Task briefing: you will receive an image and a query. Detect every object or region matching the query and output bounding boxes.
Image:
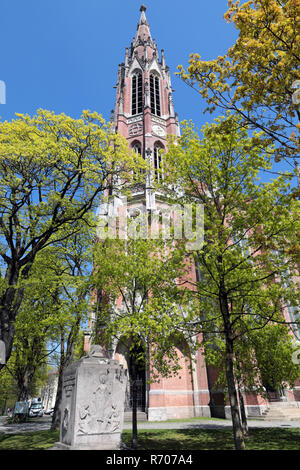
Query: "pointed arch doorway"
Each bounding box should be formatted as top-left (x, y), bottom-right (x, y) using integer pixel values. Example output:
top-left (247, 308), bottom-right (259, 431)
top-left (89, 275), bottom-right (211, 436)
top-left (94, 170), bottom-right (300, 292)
top-left (115, 339), bottom-right (147, 413)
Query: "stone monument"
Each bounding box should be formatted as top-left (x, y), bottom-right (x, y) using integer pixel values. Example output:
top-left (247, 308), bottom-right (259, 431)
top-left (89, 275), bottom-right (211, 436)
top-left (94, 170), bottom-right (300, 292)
top-left (54, 345), bottom-right (127, 450)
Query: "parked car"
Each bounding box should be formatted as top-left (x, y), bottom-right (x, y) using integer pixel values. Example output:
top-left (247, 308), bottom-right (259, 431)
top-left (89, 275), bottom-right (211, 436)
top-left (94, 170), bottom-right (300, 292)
top-left (44, 407), bottom-right (54, 416)
top-left (29, 402), bottom-right (43, 418)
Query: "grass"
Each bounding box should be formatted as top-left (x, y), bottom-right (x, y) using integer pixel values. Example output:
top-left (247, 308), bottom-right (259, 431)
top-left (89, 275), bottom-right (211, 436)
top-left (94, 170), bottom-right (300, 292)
top-left (0, 429), bottom-right (59, 450)
top-left (0, 427), bottom-right (300, 450)
top-left (122, 428), bottom-right (300, 450)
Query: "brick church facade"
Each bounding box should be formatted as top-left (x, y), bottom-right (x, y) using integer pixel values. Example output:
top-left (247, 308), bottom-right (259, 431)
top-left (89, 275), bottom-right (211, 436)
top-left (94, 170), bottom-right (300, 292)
top-left (85, 5), bottom-right (300, 421)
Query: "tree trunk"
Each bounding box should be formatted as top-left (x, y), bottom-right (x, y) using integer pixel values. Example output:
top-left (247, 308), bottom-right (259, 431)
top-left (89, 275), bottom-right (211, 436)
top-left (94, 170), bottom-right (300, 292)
top-left (51, 325), bottom-right (79, 431)
top-left (51, 367), bottom-right (63, 431)
top-left (1, 399), bottom-right (7, 416)
top-left (219, 284), bottom-right (245, 450)
top-left (0, 307), bottom-right (16, 373)
top-left (17, 370), bottom-right (30, 402)
top-left (0, 256), bottom-right (37, 372)
top-left (0, 273), bottom-right (26, 372)
top-left (237, 372), bottom-right (248, 436)
top-left (225, 336), bottom-right (245, 450)
top-left (51, 331), bottom-right (66, 431)
top-left (238, 385), bottom-right (248, 436)
top-left (15, 350), bottom-right (39, 403)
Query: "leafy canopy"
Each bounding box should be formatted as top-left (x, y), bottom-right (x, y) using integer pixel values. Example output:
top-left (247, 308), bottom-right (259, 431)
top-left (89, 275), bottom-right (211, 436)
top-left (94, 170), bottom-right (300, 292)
top-left (178, 0), bottom-right (300, 165)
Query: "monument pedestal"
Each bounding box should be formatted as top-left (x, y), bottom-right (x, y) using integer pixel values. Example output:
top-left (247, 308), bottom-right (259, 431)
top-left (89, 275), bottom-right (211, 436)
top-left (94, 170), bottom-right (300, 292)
top-left (53, 345), bottom-right (127, 450)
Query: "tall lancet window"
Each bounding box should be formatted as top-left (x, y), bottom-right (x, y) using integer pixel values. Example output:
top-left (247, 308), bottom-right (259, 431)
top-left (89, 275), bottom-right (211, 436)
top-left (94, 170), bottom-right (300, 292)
top-left (150, 74), bottom-right (161, 117)
top-left (132, 72), bottom-right (143, 115)
top-left (154, 143), bottom-right (164, 181)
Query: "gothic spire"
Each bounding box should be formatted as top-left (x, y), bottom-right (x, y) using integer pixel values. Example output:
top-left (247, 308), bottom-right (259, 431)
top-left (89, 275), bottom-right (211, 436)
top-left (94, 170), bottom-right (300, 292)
top-left (132, 5), bottom-right (153, 53)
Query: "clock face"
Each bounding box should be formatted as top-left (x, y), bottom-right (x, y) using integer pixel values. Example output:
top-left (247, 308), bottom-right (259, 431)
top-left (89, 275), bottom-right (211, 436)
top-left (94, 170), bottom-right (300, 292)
top-left (152, 124), bottom-right (166, 137)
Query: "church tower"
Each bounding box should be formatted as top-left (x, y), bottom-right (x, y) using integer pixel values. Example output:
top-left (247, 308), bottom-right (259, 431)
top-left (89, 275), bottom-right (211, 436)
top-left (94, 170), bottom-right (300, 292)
top-left (85, 6), bottom-right (300, 422)
top-left (106, 5), bottom-right (213, 422)
top-left (113, 4), bottom-right (180, 210)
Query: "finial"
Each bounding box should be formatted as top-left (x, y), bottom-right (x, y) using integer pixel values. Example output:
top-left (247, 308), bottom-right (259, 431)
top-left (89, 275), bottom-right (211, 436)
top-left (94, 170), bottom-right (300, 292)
top-left (161, 49), bottom-right (165, 67)
top-left (137, 4), bottom-right (149, 28)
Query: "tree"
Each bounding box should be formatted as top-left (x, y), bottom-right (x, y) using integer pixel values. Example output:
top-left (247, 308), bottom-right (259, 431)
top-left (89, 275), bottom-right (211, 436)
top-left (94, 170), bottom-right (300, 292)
top-left (49, 220), bottom-right (95, 430)
top-left (13, 309), bottom-right (52, 402)
top-left (0, 356), bottom-right (18, 414)
top-left (0, 109), bottom-right (141, 370)
top-left (178, 0), bottom-right (300, 168)
top-left (91, 234), bottom-right (189, 449)
top-left (246, 323), bottom-right (300, 397)
top-left (0, 216), bottom-right (94, 419)
top-left (204, 322), bottom-right (300, 436)
top-left (163, 113), bottom-right (300, 450)
top-left (11, 248), bottom-right (62, 402)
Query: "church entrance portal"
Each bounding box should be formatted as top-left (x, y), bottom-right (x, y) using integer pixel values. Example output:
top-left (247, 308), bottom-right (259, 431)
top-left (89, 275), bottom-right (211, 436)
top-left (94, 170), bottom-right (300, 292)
top-left (115, 341), bottom-right (146, 413)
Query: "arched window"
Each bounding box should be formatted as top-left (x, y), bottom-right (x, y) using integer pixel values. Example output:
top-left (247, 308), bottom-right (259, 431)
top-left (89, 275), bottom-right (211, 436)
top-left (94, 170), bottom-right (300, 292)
top-left (132, 141), bottom-right (142, 156)
top-left (150, 74), bottom-right (161, 116)
top-left (154, 143), bottom-right (164, 181)
top-left (132, 141), bottom-right (145, 177)
top-left (132, 72), bottom-right (143, 115)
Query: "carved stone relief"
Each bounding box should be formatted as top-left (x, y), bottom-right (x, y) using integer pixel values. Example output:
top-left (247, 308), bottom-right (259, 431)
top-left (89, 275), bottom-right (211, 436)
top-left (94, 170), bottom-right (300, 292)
top-left (128, 122), bottom-right (143, 136)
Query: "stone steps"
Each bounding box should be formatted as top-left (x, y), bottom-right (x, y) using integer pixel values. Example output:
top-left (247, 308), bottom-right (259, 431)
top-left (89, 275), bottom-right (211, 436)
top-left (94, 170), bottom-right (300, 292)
top-left (251, 405), bottom-right (300, 421)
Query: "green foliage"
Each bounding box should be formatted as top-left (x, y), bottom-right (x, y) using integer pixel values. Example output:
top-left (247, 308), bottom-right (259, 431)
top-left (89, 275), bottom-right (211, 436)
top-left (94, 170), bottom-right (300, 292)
top-left (204, 323), bottom-right (300, 396)
top-left (0, 109), bottom-right (145, 368)
top-left (163, 113), bottom-right (300, 449)
top-left (250, 324), bottom-right (300, 392)
top-left (0, 429), bottom-right (59, 450)
top-left (178, 0), bottom-right (300, 165)
top-left (0, 361), bottom-right (18, 413)
top-left (4, 212), bottom-right (96, 400)
top-left (164, 115), bottom-right (299, 340)
top-left (121, 427), bottom-right (300, 451)
top-left (91, 235), bottom-right (190, 380)
top-left (0, 109), bottom-right (136, 270)
top-left (0, 426), bottom-right (299, 450)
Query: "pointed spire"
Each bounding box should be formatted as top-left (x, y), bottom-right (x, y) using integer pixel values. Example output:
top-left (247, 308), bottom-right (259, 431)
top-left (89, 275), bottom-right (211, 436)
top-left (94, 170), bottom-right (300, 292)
top-left (134, 5), bottom-right (152, 46)
top-left (128, 6), bottom-right (159, 64)
top-left (139, 5), bottom-right (148, 25)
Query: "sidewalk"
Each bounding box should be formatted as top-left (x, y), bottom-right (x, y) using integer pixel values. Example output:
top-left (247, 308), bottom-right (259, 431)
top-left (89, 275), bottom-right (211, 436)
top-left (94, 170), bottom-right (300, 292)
top-left (123, 417), bottom-right (300, 430)
top-left (1, 415), bottom-right (300, 435)
top-left (0, 415), bottom-right (52, 435)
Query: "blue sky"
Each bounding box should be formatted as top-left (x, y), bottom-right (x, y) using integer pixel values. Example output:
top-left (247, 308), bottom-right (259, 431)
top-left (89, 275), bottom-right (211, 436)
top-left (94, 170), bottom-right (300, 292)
top-left (0, 0), bottom-right (238, 126)
top-left (0, 0), bottom-right (295, 179)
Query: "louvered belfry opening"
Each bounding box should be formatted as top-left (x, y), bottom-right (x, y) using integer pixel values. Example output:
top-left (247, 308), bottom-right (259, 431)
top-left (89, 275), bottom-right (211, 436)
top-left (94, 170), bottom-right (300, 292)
top-left (150, 74), bottom-right (161, 117)
top-left (132, 72), bottom-right (143, 115)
